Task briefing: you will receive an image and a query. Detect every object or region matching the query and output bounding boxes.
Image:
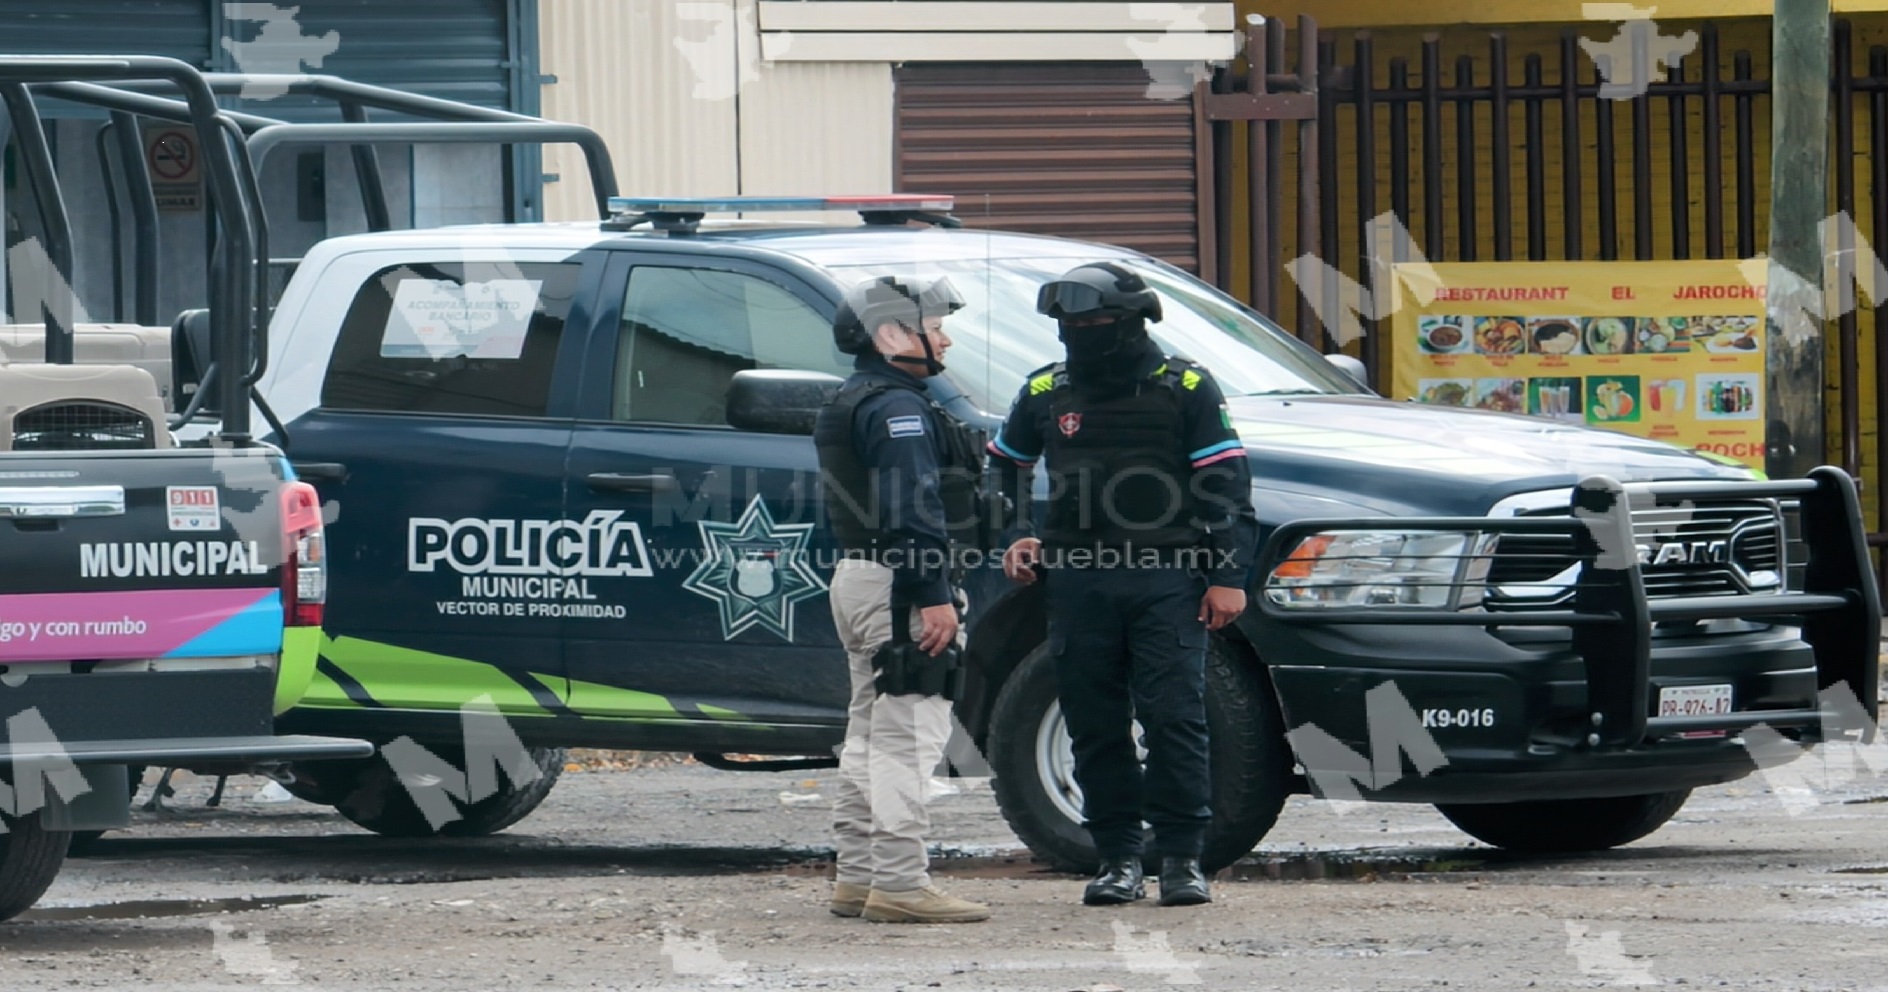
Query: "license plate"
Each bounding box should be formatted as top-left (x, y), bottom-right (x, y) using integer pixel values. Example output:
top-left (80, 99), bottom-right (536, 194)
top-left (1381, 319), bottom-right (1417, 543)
top-left (1658, 684), bottom-right (1733, 718)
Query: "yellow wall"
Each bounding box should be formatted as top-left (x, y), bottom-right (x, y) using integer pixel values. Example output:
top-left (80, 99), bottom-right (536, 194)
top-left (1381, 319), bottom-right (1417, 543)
top-left (1284, 1), bottom-right (1888, 28)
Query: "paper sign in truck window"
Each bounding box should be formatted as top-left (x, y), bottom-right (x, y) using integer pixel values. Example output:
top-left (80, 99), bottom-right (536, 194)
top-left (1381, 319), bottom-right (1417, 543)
top-left (381, 278), bottom-right (543, 360)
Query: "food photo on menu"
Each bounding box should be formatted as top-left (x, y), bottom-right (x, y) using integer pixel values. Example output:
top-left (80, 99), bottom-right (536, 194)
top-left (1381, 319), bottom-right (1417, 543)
top-left (1582, 316), bottom-right (1635, 355)
top-left (1474, 377), bottom-right (1526, 413)
top-left (1528, 376), bottom-right (1583, 422)
top-left (1586, 376), bottom-right (1642, 425)
top-left (1418, 315), bottom-right (1471, 354)
top-left (1526, 317), bottom-right (1582, 355)
top-left (1417, 377), bottom-right (1473, 407)
top-left (1636, 316), bottom-right (1692, 353)
top-left (1697, 372), bottom-right (1761, 418)
top-left (1473, 316), bottom-right (1527, 355)
top-left (1691, 315), bottom-right (1762, 353)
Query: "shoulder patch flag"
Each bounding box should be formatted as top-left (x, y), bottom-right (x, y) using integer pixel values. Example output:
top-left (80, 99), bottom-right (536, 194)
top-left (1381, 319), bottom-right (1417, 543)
top-left (887, 415), bottom-right (926, 438)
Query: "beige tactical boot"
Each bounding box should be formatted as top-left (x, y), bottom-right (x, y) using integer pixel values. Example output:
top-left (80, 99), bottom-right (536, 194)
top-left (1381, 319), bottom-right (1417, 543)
top-left (830, 881), bottom-right (870, 918)
top-left (861, 885), bottom-right (991, 923)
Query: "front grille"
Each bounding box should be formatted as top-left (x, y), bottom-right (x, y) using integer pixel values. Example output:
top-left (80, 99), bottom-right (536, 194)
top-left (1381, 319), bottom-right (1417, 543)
top-left (1486, 497), bottom-right (1787, 602)
top-left (12, 401), bottom-right (156, 451)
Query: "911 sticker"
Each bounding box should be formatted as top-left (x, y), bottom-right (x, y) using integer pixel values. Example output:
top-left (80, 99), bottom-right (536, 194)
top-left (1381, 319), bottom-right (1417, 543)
top-left (1421, 707), bottom-right (1498, 729)
top-left (167, 486), bottom-right (220, 531)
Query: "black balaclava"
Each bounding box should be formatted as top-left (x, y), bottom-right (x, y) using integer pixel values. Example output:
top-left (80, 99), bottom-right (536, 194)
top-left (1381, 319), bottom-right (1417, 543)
top-left (1061, 315), bottom-right (1155, 395)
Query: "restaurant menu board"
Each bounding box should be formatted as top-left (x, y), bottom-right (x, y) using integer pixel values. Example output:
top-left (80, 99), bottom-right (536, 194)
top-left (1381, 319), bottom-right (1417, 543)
top-left (1390, 260), bottom-right (1767, 471)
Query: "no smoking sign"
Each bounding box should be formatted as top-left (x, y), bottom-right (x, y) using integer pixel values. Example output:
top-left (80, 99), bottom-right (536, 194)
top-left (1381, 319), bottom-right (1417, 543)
top-left (142, 125), bottom-right (202, 211)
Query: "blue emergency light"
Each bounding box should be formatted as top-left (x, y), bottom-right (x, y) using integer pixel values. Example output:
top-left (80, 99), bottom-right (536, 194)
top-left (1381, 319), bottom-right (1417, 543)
top-left (602, 194), bottom-right (961, 234)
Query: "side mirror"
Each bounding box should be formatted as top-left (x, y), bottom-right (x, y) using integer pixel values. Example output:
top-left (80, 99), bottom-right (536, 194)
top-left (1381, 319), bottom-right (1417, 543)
top-left (727, 369), bottom-right (845, 435)
top-left (169, 309), bottom-right (218, 415)
top-left (1324, 353), bottom-right (1370, 390)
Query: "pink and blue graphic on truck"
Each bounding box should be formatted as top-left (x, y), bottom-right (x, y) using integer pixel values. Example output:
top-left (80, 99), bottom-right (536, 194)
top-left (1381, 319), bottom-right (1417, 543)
top-left (0, 589), bottom-right (283, 664)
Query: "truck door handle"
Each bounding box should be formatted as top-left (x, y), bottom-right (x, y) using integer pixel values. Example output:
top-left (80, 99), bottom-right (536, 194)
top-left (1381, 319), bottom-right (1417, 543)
top-left (292, 462), bottom-right (348, 482)
top-left (587, 472), bottom-right (678, 494)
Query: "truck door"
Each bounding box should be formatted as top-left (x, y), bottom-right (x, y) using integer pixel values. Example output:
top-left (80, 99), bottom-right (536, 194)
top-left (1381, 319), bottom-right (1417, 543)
top-left (562, 253), bottom-right (852, 737)
top-left (276, 249), bottom-right (604, 721)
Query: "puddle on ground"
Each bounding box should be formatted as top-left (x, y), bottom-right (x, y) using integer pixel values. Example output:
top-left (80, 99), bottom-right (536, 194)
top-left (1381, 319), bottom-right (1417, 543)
top-left (17, 894), bottom-right (326, 922)
top-left (1833, 865), bottom-right (1888, 874)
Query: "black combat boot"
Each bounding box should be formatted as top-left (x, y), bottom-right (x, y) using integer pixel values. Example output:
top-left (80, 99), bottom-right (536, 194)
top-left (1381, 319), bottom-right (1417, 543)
top-left (1082, 857), bottom-right (1146, 905)
top-left (1157, 857), bottom-right (1211, 907)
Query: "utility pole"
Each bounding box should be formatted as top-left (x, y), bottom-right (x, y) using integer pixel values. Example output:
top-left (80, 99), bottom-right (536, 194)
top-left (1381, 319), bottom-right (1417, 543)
top-left (1764, 0), bottom-right (1831, 480)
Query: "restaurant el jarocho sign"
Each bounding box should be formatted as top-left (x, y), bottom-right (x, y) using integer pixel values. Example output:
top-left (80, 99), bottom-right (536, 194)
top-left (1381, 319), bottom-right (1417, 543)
top-left (1391, 260), bottom-right (1767, 472)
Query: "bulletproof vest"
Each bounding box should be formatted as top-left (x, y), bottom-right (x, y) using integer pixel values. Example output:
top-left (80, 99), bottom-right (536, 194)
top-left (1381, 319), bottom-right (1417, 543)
top-left (813, 375), bottom-right (989, 555)
top-left (1037, 360), bottom-right (1202, 550)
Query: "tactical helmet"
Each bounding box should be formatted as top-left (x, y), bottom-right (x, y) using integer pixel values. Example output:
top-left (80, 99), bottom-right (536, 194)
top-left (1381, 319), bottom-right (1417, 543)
top-left (833, 275), bottom-right (966, 355)
top-left (1034, 262), bottom-right (1163, 323)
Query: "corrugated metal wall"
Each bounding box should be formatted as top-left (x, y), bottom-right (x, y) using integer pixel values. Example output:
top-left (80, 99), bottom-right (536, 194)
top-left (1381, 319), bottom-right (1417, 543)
top-left (216, 0), bottom-right (519, 119)
top-left (0, 1), bottom-right (211, 65)
top-left (538, 0), bottom-right (892, 222)
top-left (893, 62), bottom-right (1207, 272)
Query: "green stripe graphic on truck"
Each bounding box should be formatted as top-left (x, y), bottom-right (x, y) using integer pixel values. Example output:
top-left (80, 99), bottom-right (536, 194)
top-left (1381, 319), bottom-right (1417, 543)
top-left (295, 636), bottom-right (743, 722)
top-left (306, 636), bottom-right (560, 714)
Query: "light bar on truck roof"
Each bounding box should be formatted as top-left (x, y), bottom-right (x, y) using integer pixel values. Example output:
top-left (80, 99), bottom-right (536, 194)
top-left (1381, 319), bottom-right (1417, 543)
top-left (606, 194), bottom-right (956, 215)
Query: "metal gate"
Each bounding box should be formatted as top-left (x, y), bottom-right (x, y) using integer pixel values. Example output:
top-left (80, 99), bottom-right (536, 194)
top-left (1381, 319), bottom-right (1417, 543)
top-left (1214, 15), bottom-right (1888, 587)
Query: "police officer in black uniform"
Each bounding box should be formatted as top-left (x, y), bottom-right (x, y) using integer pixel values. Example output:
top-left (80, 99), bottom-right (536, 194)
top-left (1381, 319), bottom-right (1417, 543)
top-left (813, 275), bottom-right (991, 924)
top-left (986, 262), bottom-right (1258, 908)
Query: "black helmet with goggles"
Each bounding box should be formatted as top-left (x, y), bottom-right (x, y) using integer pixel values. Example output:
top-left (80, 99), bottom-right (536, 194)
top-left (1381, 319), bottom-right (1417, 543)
top-left (1035, 262), bottom-right (1162, 324)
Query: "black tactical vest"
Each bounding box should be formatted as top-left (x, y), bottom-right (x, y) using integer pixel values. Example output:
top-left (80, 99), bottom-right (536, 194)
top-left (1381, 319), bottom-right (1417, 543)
top-left (813, 375), bottom-right (988, 555)
top-left (1038, 360), bottom-right (1203, 550)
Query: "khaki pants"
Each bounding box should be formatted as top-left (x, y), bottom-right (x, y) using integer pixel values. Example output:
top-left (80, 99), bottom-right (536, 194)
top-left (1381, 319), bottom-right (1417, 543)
top-left (829, 560), bottom-right (963, 892)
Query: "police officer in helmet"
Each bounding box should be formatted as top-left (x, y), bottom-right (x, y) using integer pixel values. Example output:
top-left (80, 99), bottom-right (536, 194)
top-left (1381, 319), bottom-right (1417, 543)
top-left (987, 261), bottom-right (1258, 907)
top-left (813, 275), bottom-right (991, 924)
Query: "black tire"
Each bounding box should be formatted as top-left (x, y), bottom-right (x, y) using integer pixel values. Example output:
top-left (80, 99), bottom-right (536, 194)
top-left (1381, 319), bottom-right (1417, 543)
top-left (0, 809), bottom-right (70, 921)
top-left (331, 746), bottom-right (566, 838)
top-left (987, 636), bottom-right (1292, 875)
top-left (65, 764), bottom-right (143, 858)
top-left (1436, 789), bottom-right (1692, 852)
top-left (276, 759), bottom-right (365, 807)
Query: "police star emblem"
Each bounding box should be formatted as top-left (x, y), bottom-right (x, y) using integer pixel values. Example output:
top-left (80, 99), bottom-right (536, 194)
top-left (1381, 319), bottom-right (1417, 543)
top-left (681, 495), bottom-right (829, 641)
top-left (1058, 412), bottom-right (1083, 437)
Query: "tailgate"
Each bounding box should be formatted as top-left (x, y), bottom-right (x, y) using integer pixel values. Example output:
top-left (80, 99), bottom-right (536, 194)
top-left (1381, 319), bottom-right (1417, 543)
top-left (0, 447), bottom-right (290, 664)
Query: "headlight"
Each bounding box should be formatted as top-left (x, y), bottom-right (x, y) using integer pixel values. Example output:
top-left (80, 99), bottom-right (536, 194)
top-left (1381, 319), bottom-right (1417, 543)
top-left (1265, 530), bottom-right (1498, 610)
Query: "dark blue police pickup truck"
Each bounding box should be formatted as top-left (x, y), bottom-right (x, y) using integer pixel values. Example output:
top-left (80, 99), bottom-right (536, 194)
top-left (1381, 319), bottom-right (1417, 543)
top-left (191, 195), bottom-right (1876, 872)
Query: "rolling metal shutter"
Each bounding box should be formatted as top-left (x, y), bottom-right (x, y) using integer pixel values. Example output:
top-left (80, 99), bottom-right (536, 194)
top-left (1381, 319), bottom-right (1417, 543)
top-left (221, 0), bottom-right (519, 117)
top-left (0, 1), bottom-right (211, 65)
top-left (894, 62), bottom-right (1208, 273)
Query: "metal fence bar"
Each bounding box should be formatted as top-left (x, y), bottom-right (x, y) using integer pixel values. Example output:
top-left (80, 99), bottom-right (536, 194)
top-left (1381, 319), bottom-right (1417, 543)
top-left (1456, 56), bottom-right (1478, 262)
top-left (1702, 24), bottom-right (1726, 258)
top-left (1355, 33), bottom-right (1381, 378)
top-left (1669, 63), bottom-right (1692, 259)
top-left (1491, 33), bottom-right (1513, 262)
top-left (1837, 20), bottom-right (1863, 480)
top-left (1525, 54), bottom-right (1547, 260)
top-left (1560, 33), bottom-right (1584, 260)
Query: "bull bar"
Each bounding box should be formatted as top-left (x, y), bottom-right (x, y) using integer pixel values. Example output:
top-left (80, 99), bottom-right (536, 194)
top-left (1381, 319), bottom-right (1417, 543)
top-left (1254, 466), bottom-right (1883, 749)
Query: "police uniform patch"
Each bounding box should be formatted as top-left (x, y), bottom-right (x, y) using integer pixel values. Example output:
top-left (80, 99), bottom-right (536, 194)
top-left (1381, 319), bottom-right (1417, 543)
top-left (887, 415), bottom-right (926, 438)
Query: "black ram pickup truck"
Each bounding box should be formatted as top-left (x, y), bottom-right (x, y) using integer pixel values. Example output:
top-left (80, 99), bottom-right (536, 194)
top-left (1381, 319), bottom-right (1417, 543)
top-left (156, 194), bottom-right (1876, 873)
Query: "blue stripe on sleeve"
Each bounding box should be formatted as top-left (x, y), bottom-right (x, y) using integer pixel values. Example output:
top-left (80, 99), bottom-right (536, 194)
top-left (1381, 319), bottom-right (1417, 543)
top-left (992, 435), bottom-right (1035, 463)
top-left (1188, 439), bottom-right (1243, 462)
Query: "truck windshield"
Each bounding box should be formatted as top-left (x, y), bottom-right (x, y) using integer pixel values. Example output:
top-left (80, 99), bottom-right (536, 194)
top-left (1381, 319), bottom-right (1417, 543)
top-left (822, 256), bottom-right (1366, 415)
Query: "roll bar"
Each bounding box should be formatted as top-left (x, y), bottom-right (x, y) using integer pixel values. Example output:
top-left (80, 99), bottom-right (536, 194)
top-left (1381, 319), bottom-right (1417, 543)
top-left (19, 68), bottom-right (622, 444)
top-left (0, 56), bottom-right (256, 442)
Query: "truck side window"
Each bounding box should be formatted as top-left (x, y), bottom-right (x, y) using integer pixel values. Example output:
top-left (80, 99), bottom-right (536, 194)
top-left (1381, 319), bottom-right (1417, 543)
top-left (321, 260), bottom-right (580, 417)
top-left (614, 266), bottom-right (846, 426)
